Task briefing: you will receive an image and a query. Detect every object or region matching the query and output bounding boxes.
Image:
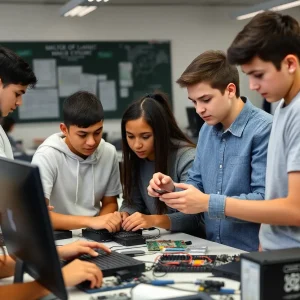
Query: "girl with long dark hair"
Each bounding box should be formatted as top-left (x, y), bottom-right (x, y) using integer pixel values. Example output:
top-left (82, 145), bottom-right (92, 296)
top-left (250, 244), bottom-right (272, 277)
top-left (120, 92), bottom-right (202, 234)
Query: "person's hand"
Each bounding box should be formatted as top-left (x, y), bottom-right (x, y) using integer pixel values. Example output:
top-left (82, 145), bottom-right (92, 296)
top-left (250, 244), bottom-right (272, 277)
top-left (57, 240), bottom-right (111, 261)
top-left (147, 172), bottom-right (175, 197)
top-left (62, 259), bottom-right (103, 288)
top-left (119, 211), bottom-right (130, 222)
top-left (122, 212), bottom-right (155, 231)
top-left (48, 205), bottom-right (54, 211)
top-left (159, 182), bottom-right (209, 214)
top-left (45, 198), bottom-right (54, 211)
top-left (88, 212), bottom-right (122, 232)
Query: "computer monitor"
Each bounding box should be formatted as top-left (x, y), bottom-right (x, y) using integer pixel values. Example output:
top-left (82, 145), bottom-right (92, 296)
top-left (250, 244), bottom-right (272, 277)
top-left (186, 107), bottom-right (204, 137)
top-left (0, 157), bottom-right (68, 300)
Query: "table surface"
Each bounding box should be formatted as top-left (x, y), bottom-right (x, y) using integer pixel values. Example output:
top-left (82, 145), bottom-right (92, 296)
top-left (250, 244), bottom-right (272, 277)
top-left (1, 229), bottom-right (244, 300)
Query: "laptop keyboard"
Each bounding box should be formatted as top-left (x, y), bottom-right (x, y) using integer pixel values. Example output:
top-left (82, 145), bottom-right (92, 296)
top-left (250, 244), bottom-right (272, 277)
top-left (78, 249), bottom-right (145, 277)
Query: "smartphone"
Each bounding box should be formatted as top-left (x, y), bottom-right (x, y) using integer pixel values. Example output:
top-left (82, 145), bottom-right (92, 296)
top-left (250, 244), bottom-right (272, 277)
top-left (153, 188), bottom-right (170, 195)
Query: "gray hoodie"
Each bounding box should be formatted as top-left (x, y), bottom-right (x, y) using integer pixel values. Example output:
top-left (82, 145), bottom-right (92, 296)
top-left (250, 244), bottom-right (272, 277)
top-left (32, 133), bottom-right (122, 216)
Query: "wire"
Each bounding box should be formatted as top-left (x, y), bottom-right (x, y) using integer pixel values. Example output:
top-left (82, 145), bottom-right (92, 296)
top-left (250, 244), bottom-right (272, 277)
top-left (152, 261), bottom-right (168, 278)
top-left (164, 285), bottom-right (199, 293)
top-left (143, 227), bottom-right (161, 240)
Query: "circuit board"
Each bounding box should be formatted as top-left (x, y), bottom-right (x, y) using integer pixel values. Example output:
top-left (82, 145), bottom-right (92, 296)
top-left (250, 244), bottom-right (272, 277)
top-left (77, 275), bottom-right (148, 294)
top-left (146, 240), bottom-right (187, 251)
top-left (154, 254), bottom-right (239, 273)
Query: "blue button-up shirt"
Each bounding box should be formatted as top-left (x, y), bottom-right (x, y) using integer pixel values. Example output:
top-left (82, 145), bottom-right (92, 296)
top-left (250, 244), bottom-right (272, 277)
top-left (186, 98), bottom-right (272, 251)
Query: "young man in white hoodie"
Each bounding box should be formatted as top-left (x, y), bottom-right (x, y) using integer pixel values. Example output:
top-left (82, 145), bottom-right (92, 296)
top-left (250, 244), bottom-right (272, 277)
top-left (0, 46), bottom-right (37, 158)
top-left (32, 91), bottom-right (123, 232)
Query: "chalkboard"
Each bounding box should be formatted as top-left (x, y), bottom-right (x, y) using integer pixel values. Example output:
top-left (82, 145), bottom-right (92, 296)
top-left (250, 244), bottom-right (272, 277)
top-left (0, 41), bottom-right (172, 123)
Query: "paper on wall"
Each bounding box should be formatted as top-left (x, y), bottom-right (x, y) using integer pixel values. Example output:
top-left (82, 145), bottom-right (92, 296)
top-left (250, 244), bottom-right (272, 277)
top-left (19, 88), bottom-right (59, 120)
top-left (98, 80), bottom-right (117, 111)
top-left (33, 59), bottom-right (57, 88)
top-left (98, 74), bottom-right (107, 81)
top-left (119, 62), bottom-right (133, 87)
top-left (120, 88), bottom-right (129, 98)
top-left (80, 73), bottom-right (97, 95)
top-left (58, 66), bottom-right (82, 97)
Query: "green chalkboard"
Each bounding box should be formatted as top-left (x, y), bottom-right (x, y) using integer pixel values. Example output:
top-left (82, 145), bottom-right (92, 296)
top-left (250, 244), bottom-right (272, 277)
top-left (0, 41), bottom-right (172, 123)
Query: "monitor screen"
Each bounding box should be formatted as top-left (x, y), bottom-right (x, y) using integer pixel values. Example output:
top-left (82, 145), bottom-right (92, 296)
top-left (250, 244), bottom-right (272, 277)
top-left (0, 157), bottom-right (67, 300)
top-left (186, 107), bottom-right (204, 137)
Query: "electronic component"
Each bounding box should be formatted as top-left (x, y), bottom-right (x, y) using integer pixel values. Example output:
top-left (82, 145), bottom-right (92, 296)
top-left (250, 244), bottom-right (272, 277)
top-left (146, 240), bottom-right (187, 251)
top-left (113, 230), bottom-right (145, 246)
top-left (119, 250), bottom-right (145, 257)
top-left (82, 228), bottom-right (145, 246)
top-left (82, 228), bottom-right (112, 242)
top-left (53, 230), bottom-right (72, 240)
top-left (158, 294), bottom-right (213, 300)
top-left (78, 273), bottom-right (148, 294)
top-left (90, 292), bottom-right (131, 300)
top-left (211, 261), bottom-right (241, 281)
top-left (187, 246), bottom-right (207, 255)
top-left (241, 248), bottom-right (300, 300)
top-left (154, 254), bottom-right (239, 273)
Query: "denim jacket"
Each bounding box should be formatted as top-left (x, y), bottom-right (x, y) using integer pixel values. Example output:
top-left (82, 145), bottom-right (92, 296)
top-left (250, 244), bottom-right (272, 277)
top-left (186, 97), bottom-right (273, 251)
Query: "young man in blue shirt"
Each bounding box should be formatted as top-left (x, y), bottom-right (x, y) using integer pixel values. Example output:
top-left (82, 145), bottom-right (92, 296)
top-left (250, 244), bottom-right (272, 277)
top-left (148, 50), bottom-right (272, 251)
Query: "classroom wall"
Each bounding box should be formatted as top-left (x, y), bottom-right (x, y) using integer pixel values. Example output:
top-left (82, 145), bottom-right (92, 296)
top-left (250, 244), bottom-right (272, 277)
top-left (0, 4), bottom-right (299, 148)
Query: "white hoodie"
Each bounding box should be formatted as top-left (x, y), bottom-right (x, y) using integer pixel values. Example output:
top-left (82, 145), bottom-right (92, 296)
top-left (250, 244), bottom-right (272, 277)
top-left (0, 125), bottom-right (13, 159)
top-left (32, 133), bottom-right (122, 216)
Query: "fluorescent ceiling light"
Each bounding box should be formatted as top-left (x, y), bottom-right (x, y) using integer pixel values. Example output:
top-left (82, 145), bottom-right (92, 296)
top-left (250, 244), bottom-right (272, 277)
top-left (233, 0), bottom-right (300, 20)
top-left (271, 0), bottom-right (300, 11)
top-left (237, 10), bottom-right (264, 20)
top-left (64, 5), bottom-right (85, 17)
top-left (60, 0), bottom-right (110, 17)
top-left (78, 6), bottom-right (97, 16)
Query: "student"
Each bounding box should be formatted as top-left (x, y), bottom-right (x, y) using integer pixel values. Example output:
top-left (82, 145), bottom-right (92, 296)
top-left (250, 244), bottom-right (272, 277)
top-left (0, 48), bottom-right (105, 297)
top-left (1, 117), bottom-right (18, 151)
top-left (32, 91), bottom-right (122, 232)
top-left (1, 116), bottom-right (31, 162)
top-left (0, 46), bottom-right (37, 159)
top-left (148, 51), bottom-right (273, 251)
top-left (227, 11), bottom-right (300, 251)
top-left (119, 92), bottom-right (203, 236)
top-left (0, 240), bottom-right (108, 299)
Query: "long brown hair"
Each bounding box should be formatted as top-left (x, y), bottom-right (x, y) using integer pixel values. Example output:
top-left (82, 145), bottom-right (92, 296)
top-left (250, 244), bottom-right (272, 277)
top-left (121, 92), bottom-right (195, 214)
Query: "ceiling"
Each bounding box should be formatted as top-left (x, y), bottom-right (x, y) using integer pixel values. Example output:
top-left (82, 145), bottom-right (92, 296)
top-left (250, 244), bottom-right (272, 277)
top-left (0, 0), bottom-right (273, 6)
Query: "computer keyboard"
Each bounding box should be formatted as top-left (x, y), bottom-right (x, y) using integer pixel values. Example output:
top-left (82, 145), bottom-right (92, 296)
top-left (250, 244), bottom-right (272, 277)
top-left (53, 230), bottom-right (72, 240)
top-left (77, 249), bottom-right (145, 277)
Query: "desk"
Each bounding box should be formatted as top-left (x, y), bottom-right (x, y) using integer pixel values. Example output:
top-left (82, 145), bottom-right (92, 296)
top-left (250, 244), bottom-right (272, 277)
top-left (63, 230), bottom-right (243, 300)
top-left (0, 230), bottom-right (243, 300)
